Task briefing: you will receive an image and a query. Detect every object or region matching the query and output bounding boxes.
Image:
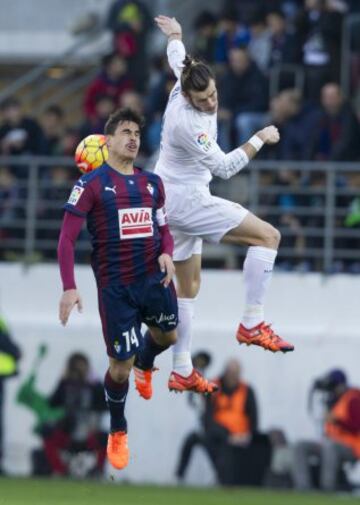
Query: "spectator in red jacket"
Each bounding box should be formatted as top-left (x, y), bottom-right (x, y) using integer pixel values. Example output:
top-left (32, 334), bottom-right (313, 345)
top-left (84, 53), bottom-right (133, 119)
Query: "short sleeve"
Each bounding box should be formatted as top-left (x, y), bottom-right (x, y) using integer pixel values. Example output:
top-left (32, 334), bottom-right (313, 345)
top-left (64, 180), bottom-right (95, 217)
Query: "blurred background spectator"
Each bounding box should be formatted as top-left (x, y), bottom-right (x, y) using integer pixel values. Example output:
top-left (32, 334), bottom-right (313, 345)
top-left (79, 95), bottom-right (116, 139)
top-left (0, 98), bottom-right (44, 179)
top-left (247, 10), bottom-right (272, 73)
top-left (84, 53), bottom-right (133, 120)
top-left (23, 352), bottom-right (108, 478)
top-left (0, 316), bottom-right (21, 475)
top-left (176, 358), bottom-right (272, 487)
top-left (309, 82), bottom-right (360, 161)
top-left (266, 8), bottom-right (302, 88)
top-left (192, 11), bottom-right (218, 63)
top-left (214, 8), bottom-right (250, 68)
top-left (292, 368), bottom-right (360, 492)
top-left (219, 47), bottom-right (269, 145)
top-left (40, 106), bottom-right (66, 157)
top-left (0, 166), bottom-right (20, 260)
top-left (106, 0), bottom-right (153, 92)
top-left (295, 0), bottom-right (345, 101)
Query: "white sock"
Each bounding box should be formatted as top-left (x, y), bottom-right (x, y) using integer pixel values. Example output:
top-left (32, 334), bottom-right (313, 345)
top-left (241, 246), bottom-right (277, 329)
top-left (172, 298), bottom-right (195, 377)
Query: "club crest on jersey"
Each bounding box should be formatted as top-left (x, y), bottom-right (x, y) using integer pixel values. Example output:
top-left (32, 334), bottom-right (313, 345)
top-left (118, 207), bottom-right (153, 239)
top-left (196, 132), bottom-right (212, 153)
top-left (146, 183), bottom-right (154, 195)
top-left (67, 185), bottom-right (84, 205)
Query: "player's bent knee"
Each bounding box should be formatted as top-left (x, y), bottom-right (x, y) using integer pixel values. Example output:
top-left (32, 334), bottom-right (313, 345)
top-left (109, 361), bottom-right (131, 384)
top-left (272, 227), bottom-right (281, 248)
top-left (261, 226), bottom-right (281, 249)
top-left (148, 327), bottom-right (177, 347)
top-left (163, 330), bottom-right (177, 346)
top-left (177, 280), bottom-right (200, 299)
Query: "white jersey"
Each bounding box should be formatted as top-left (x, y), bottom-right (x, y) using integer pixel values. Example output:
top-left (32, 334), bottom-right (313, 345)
top-left (153, 40), bottom-right (250, 260)
top-left (154, 40), bottom-right (222, 186)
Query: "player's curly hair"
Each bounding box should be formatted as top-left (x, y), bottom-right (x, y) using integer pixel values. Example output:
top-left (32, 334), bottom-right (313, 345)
top-left (104, 107), bottom-right (145, 135)
top-left (181, 54), bottom-right (215, 94)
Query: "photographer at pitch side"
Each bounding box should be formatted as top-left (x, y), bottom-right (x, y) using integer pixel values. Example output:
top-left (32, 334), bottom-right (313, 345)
top-left (292, 369), bottom-right (360, 492)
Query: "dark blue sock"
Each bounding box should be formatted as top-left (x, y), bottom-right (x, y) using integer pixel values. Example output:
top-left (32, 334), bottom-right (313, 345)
top-left (135, 330), bottom-right (169, 370)
top-left (104, 370), bottom-right (128, 433)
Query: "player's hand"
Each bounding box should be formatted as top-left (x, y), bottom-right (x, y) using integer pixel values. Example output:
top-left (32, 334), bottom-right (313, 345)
top-left (256, 125), bottom-right (280, 145)
top-left (59, 289), bottom-right (83, 326)
top-left (158, 254), bottom-right (175, 287)
top-left (155, 15), bottom-right (182, 39)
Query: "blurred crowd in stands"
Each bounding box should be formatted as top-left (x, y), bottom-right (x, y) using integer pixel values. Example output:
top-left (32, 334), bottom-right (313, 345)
top-left (0, 0), bottom-right (360, 270)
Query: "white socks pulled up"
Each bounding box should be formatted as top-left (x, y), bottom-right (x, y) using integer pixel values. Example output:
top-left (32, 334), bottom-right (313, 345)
top-left (242, 246), bottom-right (277, 329)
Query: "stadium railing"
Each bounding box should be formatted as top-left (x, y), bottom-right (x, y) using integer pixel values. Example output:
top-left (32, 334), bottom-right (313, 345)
top-left (0, 156), bottom-right (359, 273)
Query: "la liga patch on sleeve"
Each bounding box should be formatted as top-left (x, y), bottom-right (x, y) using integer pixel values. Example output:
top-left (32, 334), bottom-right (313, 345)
top-left (67, 185), bottom-right (84, 205)
top-left (196, 132), bottom-right (213, 153)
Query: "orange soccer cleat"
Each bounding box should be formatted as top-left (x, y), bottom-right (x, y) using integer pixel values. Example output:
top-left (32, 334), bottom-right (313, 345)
top-left (107, 431), bottom-right (129, 470)
top-left (133, 366), bottom-right (158, 400)
top-left (236, 322), bottom-right (294, 353)
top-left (168, 369), bottom-right (219, 394)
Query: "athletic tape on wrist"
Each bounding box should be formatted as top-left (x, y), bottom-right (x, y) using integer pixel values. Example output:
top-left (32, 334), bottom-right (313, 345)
top-left (248, 135), bottom-right (264, 152)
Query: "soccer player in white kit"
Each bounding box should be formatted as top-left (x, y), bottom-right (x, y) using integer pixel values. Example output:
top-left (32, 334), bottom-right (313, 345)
top-left (136, 15), bottom-right (295, 397)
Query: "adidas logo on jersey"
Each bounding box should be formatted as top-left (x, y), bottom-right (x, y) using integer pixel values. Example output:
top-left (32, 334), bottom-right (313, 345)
top-left (118, 207), bottom-right (153, 239)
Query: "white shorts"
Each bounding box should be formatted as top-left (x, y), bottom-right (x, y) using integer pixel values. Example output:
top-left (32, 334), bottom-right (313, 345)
top-left (164, 184), bottom-right (249, 261)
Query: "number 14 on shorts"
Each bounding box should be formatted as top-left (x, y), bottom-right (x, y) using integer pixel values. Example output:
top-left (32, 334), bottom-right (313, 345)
top-left (122, 327), bottom-right (140, 352)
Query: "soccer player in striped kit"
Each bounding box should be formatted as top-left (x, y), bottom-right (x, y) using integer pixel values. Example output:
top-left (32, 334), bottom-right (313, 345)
top-left (58, 108), bottom-right (178, 470)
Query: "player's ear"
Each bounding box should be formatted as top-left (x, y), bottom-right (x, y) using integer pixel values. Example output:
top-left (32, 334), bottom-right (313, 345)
top-left (181, 90), bottom-right (191, 104)
top-left (105, 135), bottom-right (112, 148)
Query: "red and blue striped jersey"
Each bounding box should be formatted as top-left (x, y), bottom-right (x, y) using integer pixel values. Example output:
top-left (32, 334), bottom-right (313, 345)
top-left (64, 163), bottom-right (168, 287)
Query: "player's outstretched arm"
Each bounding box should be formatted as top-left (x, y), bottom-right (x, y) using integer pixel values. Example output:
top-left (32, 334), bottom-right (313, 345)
top-left (155, 15), bottom-right (182, 42)
top-left (57, 212), bottom-right (84, 326)
top-left (155, 15), bottom-right (185, 79)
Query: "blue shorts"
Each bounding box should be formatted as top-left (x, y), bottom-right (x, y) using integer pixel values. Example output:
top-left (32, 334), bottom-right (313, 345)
top-left (97, 272), bottom-right (178, 360)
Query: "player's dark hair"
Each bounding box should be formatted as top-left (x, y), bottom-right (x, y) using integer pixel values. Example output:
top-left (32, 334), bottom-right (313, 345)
top-left (181, 55), bottom-right (215, 95)
top-left (104, 107), bottom-right (145, 135)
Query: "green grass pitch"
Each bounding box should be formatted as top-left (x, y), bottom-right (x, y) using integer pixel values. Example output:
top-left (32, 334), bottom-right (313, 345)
top-left (0, 478), bottom-right (359, 505)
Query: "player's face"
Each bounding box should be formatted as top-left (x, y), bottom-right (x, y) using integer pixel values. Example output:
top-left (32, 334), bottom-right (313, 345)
top-left (107, 121), bottom-right (141, 160)
top-left (186, 79), bottom-right (218, 114)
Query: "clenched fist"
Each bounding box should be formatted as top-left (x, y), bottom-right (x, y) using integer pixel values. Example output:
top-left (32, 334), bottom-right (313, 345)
top-left (256, 125), bottom-right (280, 145)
